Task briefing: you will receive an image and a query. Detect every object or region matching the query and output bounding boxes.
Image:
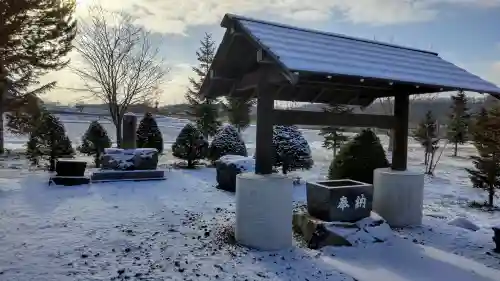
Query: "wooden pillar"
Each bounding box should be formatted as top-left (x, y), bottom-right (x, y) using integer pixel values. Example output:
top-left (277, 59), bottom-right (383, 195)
top-left (392, 93), bottom-right (409, 171)
top-left (254, 72), bottom-right (274, 175)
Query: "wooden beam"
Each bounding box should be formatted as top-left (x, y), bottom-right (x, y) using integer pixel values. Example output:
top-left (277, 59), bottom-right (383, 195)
top-left (254, 68), bottom-right (276, 175)
top-left (235, 67), bottom-right (288, 91)
top-left (392, 94), bottom-right (410, 170)
top-left (273, 109), bottom-right (395, 129)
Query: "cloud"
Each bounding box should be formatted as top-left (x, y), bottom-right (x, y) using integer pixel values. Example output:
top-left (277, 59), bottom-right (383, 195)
top-left (161, 63), bottom-right (193, 103)
top-left (43, 0), bottom-right (497, 105)
top-left (75, 0), bottom-right (496, 35)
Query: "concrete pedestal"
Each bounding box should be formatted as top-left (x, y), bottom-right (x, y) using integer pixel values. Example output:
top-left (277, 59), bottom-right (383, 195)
top-left (235, 173), bottom-right (293, 251)
top-left (373, 168), bottom-right (424, 228)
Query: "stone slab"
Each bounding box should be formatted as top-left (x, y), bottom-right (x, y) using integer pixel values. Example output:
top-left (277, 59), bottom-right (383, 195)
top-left (50, 176), bottom-right (90, 186)
top-left (306, 179), bottom-right (373, 222)
top-left (91, 170), bottom-right (165, 182)
top-left (292, 210), bottom-right (393, 249)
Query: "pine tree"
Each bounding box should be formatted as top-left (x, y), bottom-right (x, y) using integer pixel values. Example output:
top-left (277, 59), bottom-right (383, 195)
top-left (329, 129), bottom-right (389, 184)
top-left (172, 123), bottom-right (209, 168)
top-left (78, 121), bottom-right (111, 168)
top-left (273, 126), bottom-right (314, 174)
top-left (5, 93), bottom-right (44, 135)
top-left (447, 91), bottom-right (470, 157)
top-left (136, 112), bottom-right (163, 153)
top-left (466, 106), bottom-right (500, 207)
top-left (185, 33), bottom-right (221, 139)
top-left (413, 110), bottom-right (440, 173)
top-left (1, 0), bottom-right (77, 153)
top-left (224, 96), bottom-right (255, 133)
top-left (319, 104), bottom-right (351, 157)
top-left (208, 124), bottom-right (247, 163)
top-left (470, 107), bottom-right (488, 138)
top-left (26, 110), bottom-right (74, 171)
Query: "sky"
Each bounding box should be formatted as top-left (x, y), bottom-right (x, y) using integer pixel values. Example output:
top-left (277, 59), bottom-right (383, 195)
top-left (42, 0), bottom-right (500, 105)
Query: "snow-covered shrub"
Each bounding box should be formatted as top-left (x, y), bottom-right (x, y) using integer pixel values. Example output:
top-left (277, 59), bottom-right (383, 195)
top-left (208, 124), bottom-right (247, 163)
top-left (78, 121), bottom-right (111, 168)
top-left (136, 112), bottom-right (163, 154)
top-left (328, 129), bottom-right (389, 184)
top-left (272, 125), bottom-right (313, 174)
top-left (171, 123), bottom-right (209, 168)
top-left (26, 110), bottom-right (74, 171)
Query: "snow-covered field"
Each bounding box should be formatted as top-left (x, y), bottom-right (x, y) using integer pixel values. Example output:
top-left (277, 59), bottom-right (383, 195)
top-left (0, 114), bottom-right (499, 281)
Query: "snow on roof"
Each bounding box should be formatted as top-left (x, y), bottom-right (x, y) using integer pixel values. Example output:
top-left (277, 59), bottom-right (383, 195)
top-left (223, 14), bottom-right (500, 95)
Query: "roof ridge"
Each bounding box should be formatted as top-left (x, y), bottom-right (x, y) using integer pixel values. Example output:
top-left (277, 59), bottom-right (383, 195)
top-left (224, 13), bottom-right (438, 56)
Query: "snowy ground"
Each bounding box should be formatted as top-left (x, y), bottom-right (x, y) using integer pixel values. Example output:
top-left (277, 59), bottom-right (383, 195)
top-left (0, 115), bottom-right (499, 280)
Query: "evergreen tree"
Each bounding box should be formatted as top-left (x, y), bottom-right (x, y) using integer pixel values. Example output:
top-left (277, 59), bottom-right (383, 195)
top-left (172, 123), bottom-right (209, 168)
top-left (413, 110), bottom-right (440, 173)
top-left (185, 32), bottom-right (221, 139)
top-left (5, 93), bottom-right (44, 135)
top-left (224, 96), bottom-right (255, 133)
top-left (465, 106), bottom-right (500, 207)
top-left (447, 91), bottom-right (470, 157)
top-left (26, 110), bottom-right (74, 171)
top-left (208, 124), bottom-right (247, 163)
top-left (328, 129), bottom-right (389, 184)
top-left (318, 104), bottom-right (351, 157)
top-left (273, 125), bottom-right (314, 174)
top-left (1, 0), bottom-right (77, 153)
top-left (78, 121), bottom-right (111, 168)
top-left (469, 107), bottom-right (488, 137)
top-left (136, 112), bottom-right (163, 153)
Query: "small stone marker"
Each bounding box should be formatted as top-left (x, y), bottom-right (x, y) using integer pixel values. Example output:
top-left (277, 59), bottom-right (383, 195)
top-left (306, 179), bottom-right (373, 222)
top-left (122, 114), bottom-right (137, 149)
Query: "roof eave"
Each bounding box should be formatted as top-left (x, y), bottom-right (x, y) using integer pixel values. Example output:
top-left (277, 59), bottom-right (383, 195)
top-left (291, 68), bottom-right (500, 96)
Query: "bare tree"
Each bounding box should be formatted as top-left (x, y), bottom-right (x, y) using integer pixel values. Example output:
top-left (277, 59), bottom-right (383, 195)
top-left (73, 6), bottom-right (168, 147)
top-left (377, 94), bottom-right (437, 151)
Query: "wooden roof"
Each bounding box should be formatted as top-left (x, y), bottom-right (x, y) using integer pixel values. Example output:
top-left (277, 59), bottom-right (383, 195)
top-left (200, 14), bottom-right (500, 106)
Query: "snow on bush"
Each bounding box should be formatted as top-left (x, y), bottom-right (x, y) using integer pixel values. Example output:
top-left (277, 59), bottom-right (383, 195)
top-left (272, 125), bottom-right (313, 174)
top-left (136, 112), bottom-right (164, 153)
top-left (78, 121), bottom-right (111, 168)
top-left (26, 110), bottom-right (74, 171)
top-left (329, 129), bottom-right (389, 184)
top-left (172, 123), bottom-right (209, 168)
top-left (208, 124), bottom-right (247, 163)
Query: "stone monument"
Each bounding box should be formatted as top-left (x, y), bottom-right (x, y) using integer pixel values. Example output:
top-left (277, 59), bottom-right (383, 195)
top-left (90, 114), bottom-right (165, 182)
top-left (292, 178), bottom-right (385, 249)
top-left (122, 113), bottom-right (137, 149)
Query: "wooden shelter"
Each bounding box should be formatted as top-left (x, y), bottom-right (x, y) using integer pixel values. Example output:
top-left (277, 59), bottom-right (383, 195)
top-left (200, 14), bottom-right (500, 175)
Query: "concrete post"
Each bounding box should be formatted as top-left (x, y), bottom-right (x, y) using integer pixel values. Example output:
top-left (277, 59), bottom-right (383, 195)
top-left (122, 114), bottom-right (137, 149)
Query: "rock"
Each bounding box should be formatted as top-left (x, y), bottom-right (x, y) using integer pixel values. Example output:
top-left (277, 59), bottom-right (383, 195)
top-left (101, 148), bottom-right (158, 170)
top-left (293, 212), bottom-right (352, 249)
top-left (215, 156), bottom-right (254, 192)
top-left (292, 211), bottom-right (392, 249)
top-left (447, 217), bottom-right (480, 232)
